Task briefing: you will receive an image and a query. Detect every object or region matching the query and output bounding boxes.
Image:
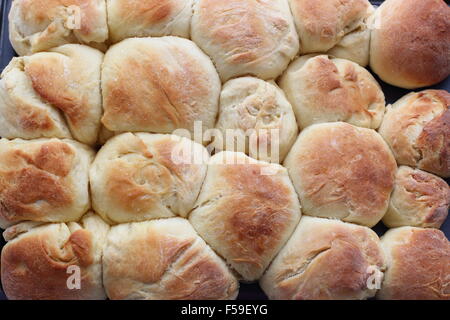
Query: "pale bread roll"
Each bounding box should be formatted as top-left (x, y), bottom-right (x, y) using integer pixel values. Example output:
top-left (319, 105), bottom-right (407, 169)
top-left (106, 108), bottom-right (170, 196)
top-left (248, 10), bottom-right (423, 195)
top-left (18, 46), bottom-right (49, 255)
top-left (212, 77), bottom-right (298, 163)
top-left (378, 90), bottom-right (450, 178)
top-left (0, 138), bottom-right (94, 229)
top-left (101, 37), bottom-right (221, 137)
top-left (107, 0), bottom-right (194, 43)
top-left (103, 218), bottom-right (239, 300)
top-left (90, 133), bottom-right (209, 224)
top-left (0, 44), bottom-right (103, 146)
top-left (288, 0), bottom-right (374, 66)
top-left (9, 0), bottom-right (108, 56)
top-left (1, 212), bottom-right (109, 300)
top-left (260, 216), bottom-right (385, 300)
top-left (378, 227), bottom-right (450, 300)
top-left (279, 55), bottom-right (385, 130)
top-left (191, 0), bottom-right (299, 82)
top-left (383, 166), bottom-right (450, 229)
top-left (189, 151), bottom-right (302, 281)
top-left (284, 122), bottom-right (397, 227)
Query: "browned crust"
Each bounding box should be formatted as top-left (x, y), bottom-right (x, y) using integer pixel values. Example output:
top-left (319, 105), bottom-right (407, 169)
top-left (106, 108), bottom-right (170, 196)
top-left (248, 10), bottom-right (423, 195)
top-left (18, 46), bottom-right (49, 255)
top-left (387, 166), bottom-right (450, 228)
top-left (379, 90), bottom-right (450, 177)
top-left (416, 107), bottom-right (450, 176)
top-left (25, 57), bottom-right (88, 128)
top-left (262, 218), bottom-right (385, 300)
top-left (406, 169), bottom-right (449, 226)
top-left (370, 0), bottom-right (450, 88)
top-left (289, 0), bottom-right (371, 51)
top-left (1, 228), bottom-right (96, 300)
top-left (221, 165), bottom-right (295, 261)
top-left (381, 228), bottom-right (450, 300)
top-left (191, 157), bottom-right (300, 280)
top-left (291, 239), bottom-right (374, 300)
top-left (101, 39), bottom-right (218, 133)
top-left (104, 221), bottom-right (238, 300)
top-left (287, 123), bottom-right (396, 225)
top-left (0, 141), bottom-right (75, 224)
top-left (286, 55), bottom-right (384, 128)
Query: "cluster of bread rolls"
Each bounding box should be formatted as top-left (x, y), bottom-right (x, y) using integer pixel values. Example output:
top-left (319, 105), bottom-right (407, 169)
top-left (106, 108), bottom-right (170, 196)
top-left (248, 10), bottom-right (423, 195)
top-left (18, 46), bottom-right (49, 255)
top-left (0, 0), bottom-right (449, 300)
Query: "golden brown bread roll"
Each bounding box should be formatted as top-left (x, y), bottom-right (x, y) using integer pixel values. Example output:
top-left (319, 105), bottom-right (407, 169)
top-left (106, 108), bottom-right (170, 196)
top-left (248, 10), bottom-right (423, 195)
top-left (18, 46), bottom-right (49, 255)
top-left (0, 44), bottom-right (103, 146)
top-left (102, 218), bottom-right (239, 300)
top-left (279, 55), bottom-right (385, 130)
top-left (189, 151), bottom-right (302, 281)
top-left (260, 216), bottom-right (385, 300)
top-left (9, 0), bottom-right (108, 56)
top-left (383, 166), bottom-right (450, 229)
top-left (378, 227), bottom-right (450, 300)
top-left (101, 37), bottom-right (221, 137)
top-left (0, 138), bottom-right (94, 229)
top-left (90, 133), bottom-right (209, 224)
top-left (378, 90), bottom-right (450, 178)
top-left (1, 212), bottom-right (109, 300)
top-left (370, 0), bottom-right (450, 89)
top-left (284, 122), bottom-right (397, 227)
top-left (107, 0), bottom-right (194, 43)
top-left (212, 77), bottom-right (298, 163)
top-left (191, 0), bottom-right (299, 82)
top-left (288, 0), bottom-right (374, 66)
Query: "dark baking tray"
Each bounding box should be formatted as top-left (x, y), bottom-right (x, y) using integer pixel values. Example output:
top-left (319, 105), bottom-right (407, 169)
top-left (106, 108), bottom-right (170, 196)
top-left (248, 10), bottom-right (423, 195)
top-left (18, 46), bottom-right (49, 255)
top-left (0, 0), bottom-right (448, 300)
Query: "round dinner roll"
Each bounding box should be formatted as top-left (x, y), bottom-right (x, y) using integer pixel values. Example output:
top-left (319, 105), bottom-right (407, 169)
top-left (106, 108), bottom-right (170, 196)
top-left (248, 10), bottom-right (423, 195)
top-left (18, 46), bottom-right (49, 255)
top-left (101, 37), bottom-right (221, 137)
top-left (0, 44), bottom-right (103, 146)
top-left (378, 90), bottom-right (450, 178)
top-left (1, 212), bottom-right (109, 300)
top-left (378, 227), bottom-right (450, 300)
top-left (383, 166), bottom-right (450, 229)
top-left (211, 77), bottom-right (298, 163)
top-left (107, 0), bottom-right (194, 43)
top-left (189, 151), bottom-right (302, 281)
top-left (9, 0), bottom-right (108, 56)
top-left (90, 133), bottom-right (209, 224)
top-left (284, 122), bottom-right (397, 227)
top-left (370, 0), bottom-right (450, 89)
top-left (260, 216), bottom-right (385, 300)
top-left (0, 138), bottom-right (94, 229)
top-left (279, 55), bottom-right (385, 130)
top-left (103, 218), bottom-right (239, 300)
top-left (288, 0), bottom-right (374, 66)
top-left (191, 0), bottom-right (299, 82)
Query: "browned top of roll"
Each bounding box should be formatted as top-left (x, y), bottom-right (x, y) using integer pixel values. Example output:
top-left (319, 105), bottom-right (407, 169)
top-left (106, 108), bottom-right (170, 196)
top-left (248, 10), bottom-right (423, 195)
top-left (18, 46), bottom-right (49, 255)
top-left (370, 0), bottom-right (450, 88)
top-left (378, 227), bottom-right (450, 300)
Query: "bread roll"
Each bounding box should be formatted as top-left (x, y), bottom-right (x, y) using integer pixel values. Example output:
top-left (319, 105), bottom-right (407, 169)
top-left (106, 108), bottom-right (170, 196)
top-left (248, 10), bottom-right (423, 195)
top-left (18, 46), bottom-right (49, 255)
top-left (288, 0), bottom-right (374, 66)
top-left (212, 77), bottom-right (298, 163)
top-left (107, 0), bottom-right (193, 43)
top-left (0, 138), bottom-right (94, 229)
top-left (1, 212), bottom-right (109, 300)
top-left (90, 133), bottom-right (209, 224)
top-left (378, 90), bottom-right (450, 178)
top-left (0, 44), bottom-right (103, 146)
top-left (9, 0), bottom-right (108, 56)
top-left (191, 0), bottom-right (299, 82)
top-left (103, 218), bottom-right (239, 300)
top-left (189, 151), bottom-right (301, 281)
top-left (378, 227), bottom-right (450, 300)
top-left (383, 166), bottom-right (450, 229)
top-left (260, 216), bottom-right (385, 300)
top-left (101, 37), bottom-right (220, 137)
top-left (279, 55), bottom-right (385, 130)
top-left (284, 122), bottom-right (397, 227)
top-left (370, 0), bottom-right (450, 89)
